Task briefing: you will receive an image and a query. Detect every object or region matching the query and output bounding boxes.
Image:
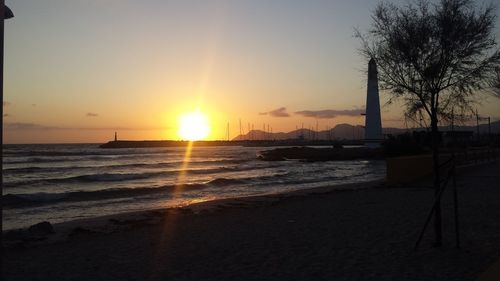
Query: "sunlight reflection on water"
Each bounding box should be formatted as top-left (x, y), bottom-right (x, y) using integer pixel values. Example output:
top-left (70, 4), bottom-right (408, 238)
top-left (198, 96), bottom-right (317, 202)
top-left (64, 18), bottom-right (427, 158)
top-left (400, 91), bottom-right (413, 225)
top-left (3, 144), bottom-right (385, 229)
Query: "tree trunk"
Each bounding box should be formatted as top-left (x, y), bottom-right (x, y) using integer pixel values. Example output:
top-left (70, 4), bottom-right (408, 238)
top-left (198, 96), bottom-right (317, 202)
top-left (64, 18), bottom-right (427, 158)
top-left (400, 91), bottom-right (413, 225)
top-left (431, 115), bottom-right (442, 247)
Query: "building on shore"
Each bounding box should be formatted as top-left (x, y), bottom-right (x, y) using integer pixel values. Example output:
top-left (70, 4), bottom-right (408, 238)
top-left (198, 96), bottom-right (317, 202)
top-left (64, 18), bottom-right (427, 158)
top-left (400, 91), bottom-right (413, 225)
top-left (364, 58), bottom-right (383, 148)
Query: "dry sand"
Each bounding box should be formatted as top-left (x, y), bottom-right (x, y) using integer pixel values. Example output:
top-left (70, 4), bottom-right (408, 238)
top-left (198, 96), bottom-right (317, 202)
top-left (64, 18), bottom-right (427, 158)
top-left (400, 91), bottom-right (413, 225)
top-left (3, 162), bottom-right (500, 281)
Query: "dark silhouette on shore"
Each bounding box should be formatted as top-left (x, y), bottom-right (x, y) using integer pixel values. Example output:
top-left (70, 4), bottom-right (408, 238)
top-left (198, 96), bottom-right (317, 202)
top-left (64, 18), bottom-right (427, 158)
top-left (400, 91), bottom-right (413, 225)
top-left (356, 0), bottom-right (500, 246)
top-left (101, 120), bottom-right (500, 148)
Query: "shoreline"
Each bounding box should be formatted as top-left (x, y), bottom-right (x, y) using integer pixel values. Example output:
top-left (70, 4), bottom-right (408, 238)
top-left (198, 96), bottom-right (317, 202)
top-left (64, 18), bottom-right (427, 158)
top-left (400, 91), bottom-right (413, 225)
top-left (4, 156), bottom-right (493, 235)
top-left (3, 179), bottom-right (385, 241)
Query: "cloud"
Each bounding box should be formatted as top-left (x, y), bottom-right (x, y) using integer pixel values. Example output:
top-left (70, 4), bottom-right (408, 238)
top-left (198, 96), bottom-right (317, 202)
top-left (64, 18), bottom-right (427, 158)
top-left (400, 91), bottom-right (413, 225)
top-left (295, 108), bottom-right (365, 119)
top-left (86, 112), bottom-right (99, 117)
top-left (4, 122), bottom-right (170, 131)
top-left (259, 107), bottom-right (290, 117)
top-left (4, 123), bottom-right (61, 130)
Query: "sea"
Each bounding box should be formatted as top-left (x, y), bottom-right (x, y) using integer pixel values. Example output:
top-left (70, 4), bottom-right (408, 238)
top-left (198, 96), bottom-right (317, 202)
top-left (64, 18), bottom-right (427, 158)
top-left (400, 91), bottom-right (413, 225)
top-left (2, 144), bottom-right (386, 230)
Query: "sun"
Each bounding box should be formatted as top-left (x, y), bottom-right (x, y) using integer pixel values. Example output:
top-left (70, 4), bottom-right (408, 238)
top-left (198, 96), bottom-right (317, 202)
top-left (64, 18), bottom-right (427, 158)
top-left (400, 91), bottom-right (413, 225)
top-left (178, 111), bottom-right (210, 141)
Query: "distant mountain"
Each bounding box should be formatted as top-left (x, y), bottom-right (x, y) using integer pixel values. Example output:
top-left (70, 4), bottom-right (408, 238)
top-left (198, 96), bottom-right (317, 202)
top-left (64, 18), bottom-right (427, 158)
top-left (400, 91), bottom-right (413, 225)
top-left (232, 120), bottom-right (500, 141)
top-left (233, 124), bottom-right (359, 141)
top-left (234, 123), bottom-right (365, 141)
top-left (444, 120), bottom-right (500, 133)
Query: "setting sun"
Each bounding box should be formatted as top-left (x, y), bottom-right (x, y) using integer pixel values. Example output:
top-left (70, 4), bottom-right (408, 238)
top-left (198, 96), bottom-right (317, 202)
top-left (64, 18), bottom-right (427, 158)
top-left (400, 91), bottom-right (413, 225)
top-left (178, 111), bottom-right (210, 141)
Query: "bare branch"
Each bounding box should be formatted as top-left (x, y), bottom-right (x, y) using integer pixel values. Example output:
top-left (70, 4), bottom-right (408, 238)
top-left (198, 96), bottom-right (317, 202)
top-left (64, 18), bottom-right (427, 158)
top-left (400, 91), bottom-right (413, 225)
top-left (357, 0), bottom-right (500, 124)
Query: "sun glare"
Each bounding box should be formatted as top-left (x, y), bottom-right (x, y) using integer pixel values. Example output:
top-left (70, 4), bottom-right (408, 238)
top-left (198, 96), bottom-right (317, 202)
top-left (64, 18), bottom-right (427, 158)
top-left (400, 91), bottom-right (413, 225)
top-left (178, 111), bottom-right (210, 141)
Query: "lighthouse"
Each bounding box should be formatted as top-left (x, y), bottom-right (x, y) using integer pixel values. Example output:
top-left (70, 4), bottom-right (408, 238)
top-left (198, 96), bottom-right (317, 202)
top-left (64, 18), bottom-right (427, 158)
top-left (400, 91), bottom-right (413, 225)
top-left (364, 58), bottom-right (383, 148)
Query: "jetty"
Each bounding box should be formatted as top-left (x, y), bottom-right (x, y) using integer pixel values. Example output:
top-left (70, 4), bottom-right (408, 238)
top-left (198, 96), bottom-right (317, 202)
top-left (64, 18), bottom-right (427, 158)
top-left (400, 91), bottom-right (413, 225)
top-left (99, 139), bottom-right (364, 149)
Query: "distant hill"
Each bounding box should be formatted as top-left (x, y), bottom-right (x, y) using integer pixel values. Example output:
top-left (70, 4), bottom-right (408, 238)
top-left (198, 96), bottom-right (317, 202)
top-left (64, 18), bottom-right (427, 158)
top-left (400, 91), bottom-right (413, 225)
top-left (232, 120), bottom-right (500, 141)
top-left (233, 124), bottom-right (364, 141)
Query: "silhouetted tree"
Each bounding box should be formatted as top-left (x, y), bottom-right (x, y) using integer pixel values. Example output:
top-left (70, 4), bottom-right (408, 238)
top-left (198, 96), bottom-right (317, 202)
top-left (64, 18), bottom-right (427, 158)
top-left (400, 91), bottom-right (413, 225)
top-left (492, 67), bottom-right (500, 97)
top-left (357, 0), bottom-right (500, 246)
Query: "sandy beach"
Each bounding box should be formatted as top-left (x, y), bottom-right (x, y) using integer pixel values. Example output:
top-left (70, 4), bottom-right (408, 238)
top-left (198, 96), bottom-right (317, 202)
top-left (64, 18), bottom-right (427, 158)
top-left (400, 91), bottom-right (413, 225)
top-left (3, 162), bottom-right (500, 281)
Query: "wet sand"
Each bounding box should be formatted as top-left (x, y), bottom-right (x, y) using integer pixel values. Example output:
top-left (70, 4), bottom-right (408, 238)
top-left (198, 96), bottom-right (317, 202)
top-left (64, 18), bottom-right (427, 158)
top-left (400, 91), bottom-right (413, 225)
top-left (3, 162), bottom-right (500, 281)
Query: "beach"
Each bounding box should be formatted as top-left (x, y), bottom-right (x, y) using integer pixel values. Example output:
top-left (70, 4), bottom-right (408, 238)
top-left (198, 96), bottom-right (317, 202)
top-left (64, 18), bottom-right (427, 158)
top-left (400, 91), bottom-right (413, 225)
top-left (4, 162), bottom-right (500, 281)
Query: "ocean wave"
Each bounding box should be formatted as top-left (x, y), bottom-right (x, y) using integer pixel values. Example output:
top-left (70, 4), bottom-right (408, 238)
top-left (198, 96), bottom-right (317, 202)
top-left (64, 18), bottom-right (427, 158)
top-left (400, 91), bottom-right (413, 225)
top-left (206, 177), bottom-right (246, 186)
top-left (2, 172), bottom-right (294, 208)
top-left (3, 157), bottom-right (76, 164)
top-left (2, 183), bottom-right (206, 208)
top-left (2, 162), bottom-right (194, 175)
top-left (2, 149), bottom-right (174, 157)
top-left (3, 158), bottom-right (248, 171)
top-left (72, 172), bottom-right (164, 182)
top-left (192, 158), bottom-right (249, 165)
top-left (204, 172), bottom-right (291, 187)
top-left (2, 163), bottom-right (228, 176)
top-left (271, 175), bottom-right (341, 186)
top-left (3, 166), bottom-right (242, 188)
top-left (2, 172), bottom-right (380, 210)
top-left (2, 153), bottom-right (170, 165)
top-left (3, 172), bottom-right (164, 188)
top-left (2, 167), bottom-right (46, 174)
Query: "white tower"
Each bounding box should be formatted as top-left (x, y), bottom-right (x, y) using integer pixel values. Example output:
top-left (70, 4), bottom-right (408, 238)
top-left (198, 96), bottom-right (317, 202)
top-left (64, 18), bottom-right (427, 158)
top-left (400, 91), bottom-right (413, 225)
top-left (364, 58), bottom-right (383, 148)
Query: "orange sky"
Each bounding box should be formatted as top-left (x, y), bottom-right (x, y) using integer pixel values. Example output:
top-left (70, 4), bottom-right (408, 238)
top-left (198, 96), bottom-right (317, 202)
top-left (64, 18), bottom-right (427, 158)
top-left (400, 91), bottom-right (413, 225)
top-left (3, 1), bottom-right (500, 143)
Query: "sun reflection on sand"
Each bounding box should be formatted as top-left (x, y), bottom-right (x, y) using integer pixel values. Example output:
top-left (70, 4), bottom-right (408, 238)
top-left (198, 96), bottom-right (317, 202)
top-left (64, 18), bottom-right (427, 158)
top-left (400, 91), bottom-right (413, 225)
top-left (149, 140), bottom-right (196, 278)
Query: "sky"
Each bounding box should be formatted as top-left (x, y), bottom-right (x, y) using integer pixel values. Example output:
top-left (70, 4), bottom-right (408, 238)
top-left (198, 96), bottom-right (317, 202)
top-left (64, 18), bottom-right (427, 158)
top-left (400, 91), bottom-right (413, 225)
top-left (3, 0), bottom-right (500, 143)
